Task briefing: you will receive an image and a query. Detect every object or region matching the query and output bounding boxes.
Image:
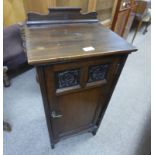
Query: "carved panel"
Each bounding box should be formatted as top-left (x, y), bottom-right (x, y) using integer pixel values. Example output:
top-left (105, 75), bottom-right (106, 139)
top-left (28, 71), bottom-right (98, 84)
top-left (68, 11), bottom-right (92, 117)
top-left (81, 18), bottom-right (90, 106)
top-left (88, 64), bottom-right (109, 83)
top-left (56, 69), bottom-right (80, 89)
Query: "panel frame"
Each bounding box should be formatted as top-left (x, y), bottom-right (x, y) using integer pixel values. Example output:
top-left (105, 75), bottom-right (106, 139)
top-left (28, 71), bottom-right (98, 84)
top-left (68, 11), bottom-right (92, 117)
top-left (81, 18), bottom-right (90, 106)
top-left (49, 56), bottom-right (117, 95)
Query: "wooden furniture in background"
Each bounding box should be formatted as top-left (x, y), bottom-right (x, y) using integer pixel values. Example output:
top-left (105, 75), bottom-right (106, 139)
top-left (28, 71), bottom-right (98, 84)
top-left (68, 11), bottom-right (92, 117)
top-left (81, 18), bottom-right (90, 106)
top-left (111, 0), bottom-right (137, 38)
top-left (88, 0), bottom-right (114, 28)
top-left (24, 8), bottom-right (137, 148)
top-left (3, 0), bottom-right (26, 26)
top-left (23, 0), bottom-right (56, 14)
top-left (96, 0), bottom-right (114, 27)
top-left (88, 0), bottom-right (97, 12)
top-left (56, 0), bottom-right (89, 13)
top-left (4, 0), bottom-right (115, 27)
top-left (3, 24), bottom-right (31, 85)
top-left (131, 0), bottom-right (151, 42)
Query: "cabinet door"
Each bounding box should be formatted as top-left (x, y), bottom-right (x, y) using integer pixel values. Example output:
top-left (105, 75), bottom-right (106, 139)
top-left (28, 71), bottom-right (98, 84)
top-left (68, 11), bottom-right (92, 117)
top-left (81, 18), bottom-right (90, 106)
top-left (44, 56), bottom-right (123, 140)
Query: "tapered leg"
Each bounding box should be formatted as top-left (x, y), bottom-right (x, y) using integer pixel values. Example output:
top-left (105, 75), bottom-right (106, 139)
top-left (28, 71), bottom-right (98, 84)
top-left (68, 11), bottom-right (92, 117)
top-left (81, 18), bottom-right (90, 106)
top-left (92, 129), bottom-right (97, 136)
top-left (143, 18), bottom-right (151, 35)
top-left (51, 144), bottom-right (55, 149)
top-left (132, 19), bottom-right (143, 43)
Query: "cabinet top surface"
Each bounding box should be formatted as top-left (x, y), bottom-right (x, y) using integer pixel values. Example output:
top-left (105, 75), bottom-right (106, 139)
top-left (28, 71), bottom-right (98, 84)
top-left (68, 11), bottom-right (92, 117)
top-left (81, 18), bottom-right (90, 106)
top-left (25, 10), bottom-right (137, 65)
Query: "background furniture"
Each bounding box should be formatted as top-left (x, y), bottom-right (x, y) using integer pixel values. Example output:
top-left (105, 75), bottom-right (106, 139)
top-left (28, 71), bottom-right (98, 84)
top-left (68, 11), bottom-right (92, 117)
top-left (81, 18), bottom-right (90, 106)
top-left (3, 0), bottom-right (26, 26)
top-left (3, 0), bottom-right (115, 28)
top-left (111, 0), bottom-right (137, 38)
top-left (131, 0), bottom-right (151, 42)
top-left (24, 8), bottom-right (137, 148)
top-left (3, 66), bottom-right (10, 87)
top-left (3, 24), bottom-right (30, 86)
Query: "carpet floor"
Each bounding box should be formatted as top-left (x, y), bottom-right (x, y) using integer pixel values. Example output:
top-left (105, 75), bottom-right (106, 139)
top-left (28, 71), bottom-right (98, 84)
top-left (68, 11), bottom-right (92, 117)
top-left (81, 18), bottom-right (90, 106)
top-left (3, 26), bottom-right (151, 155)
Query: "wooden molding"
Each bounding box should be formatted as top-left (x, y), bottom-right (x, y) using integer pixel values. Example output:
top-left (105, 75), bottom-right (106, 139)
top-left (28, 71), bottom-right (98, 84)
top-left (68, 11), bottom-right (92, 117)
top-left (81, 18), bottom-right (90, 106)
top-left (26, 8), bottom-right (98, 26)
top-left (111, 0), bottom-right (119, 25)
top-left (111, 0), bottom-right (121, 30)
top-left (88, 0), bottom-right (97, 12)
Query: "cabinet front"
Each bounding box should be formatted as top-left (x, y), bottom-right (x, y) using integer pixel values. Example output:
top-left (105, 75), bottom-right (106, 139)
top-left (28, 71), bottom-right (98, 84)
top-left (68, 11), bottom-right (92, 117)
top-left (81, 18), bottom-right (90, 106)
top-left (44, 56), bottom-right (124, 140)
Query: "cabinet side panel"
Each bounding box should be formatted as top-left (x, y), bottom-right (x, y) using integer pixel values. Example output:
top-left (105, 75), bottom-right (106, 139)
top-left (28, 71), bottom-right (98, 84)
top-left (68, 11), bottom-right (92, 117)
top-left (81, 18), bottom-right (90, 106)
top-left (36, 66), bottom-right (57, 146)
top-left (95, 54), bottom-right (129, 130)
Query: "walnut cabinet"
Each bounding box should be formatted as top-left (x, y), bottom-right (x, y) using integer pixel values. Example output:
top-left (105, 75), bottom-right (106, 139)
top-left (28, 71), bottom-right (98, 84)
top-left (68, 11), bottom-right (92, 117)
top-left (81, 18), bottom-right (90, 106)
top-left (24, 8), bottom-right (137, 148)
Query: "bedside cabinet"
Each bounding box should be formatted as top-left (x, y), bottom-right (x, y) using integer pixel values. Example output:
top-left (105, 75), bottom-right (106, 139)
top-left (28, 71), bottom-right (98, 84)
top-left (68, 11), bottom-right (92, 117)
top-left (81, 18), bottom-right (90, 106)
top-left (24, 8), bottom-right (137, 148)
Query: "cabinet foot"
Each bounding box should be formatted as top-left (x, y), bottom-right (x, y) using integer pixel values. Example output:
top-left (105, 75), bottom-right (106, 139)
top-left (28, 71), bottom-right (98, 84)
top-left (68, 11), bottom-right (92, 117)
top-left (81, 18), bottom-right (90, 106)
top-left (51, 144), bottom-right (55, 149)
top-left (92, 130), bottom-right (97, 136)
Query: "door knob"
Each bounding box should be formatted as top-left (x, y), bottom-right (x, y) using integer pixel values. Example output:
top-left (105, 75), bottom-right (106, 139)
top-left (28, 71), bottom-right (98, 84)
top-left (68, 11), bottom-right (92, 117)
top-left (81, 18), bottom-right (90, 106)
top-left (51, 111), bottom-right (62, 119)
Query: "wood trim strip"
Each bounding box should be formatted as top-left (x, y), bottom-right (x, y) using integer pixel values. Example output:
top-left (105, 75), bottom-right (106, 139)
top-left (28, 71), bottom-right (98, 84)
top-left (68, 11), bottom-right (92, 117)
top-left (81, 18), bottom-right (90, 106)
top-left (111, 0), bottom-right (121, 30)
top-left (27, 19), bottom-right (98, 26)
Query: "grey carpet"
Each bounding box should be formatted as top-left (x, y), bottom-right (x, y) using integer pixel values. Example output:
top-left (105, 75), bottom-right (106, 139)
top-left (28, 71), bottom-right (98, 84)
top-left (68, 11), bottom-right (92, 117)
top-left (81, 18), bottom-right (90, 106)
top-left (3, 27), bottom-right (151, 155)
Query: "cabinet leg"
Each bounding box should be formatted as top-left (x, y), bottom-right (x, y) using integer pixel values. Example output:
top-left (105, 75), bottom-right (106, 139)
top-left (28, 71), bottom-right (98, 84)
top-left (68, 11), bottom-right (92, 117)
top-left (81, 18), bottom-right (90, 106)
top-left (51, 144), bottom-right (55, 149)
top-left (143, 22), bottom-right (150, 35)
top-left (132, 19), bottom-right (143, 43)
top-left (92, 130), bottom-right (97, 136)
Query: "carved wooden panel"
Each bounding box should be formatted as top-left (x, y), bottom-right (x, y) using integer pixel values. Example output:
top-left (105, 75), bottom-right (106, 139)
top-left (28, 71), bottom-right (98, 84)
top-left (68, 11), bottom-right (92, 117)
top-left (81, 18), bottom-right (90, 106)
top-left (88, 64), bottom-right (109, 83)
top-left (56, 69), bottom-right (80, 89)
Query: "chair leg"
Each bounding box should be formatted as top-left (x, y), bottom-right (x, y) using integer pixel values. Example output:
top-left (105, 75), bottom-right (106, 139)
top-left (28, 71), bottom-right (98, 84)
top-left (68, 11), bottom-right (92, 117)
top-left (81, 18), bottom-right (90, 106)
top-left (132, 19), bottom-right (143, 43)
top-left (143, 18), bottom-right (151, 35)
top-left (3, 66), bottom-right (11, 87)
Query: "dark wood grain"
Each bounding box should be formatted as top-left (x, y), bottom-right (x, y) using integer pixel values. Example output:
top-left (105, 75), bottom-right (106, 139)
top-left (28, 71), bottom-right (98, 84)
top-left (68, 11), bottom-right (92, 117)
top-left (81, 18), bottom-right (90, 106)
top-left (25, 23), bottom-right (136, 65)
